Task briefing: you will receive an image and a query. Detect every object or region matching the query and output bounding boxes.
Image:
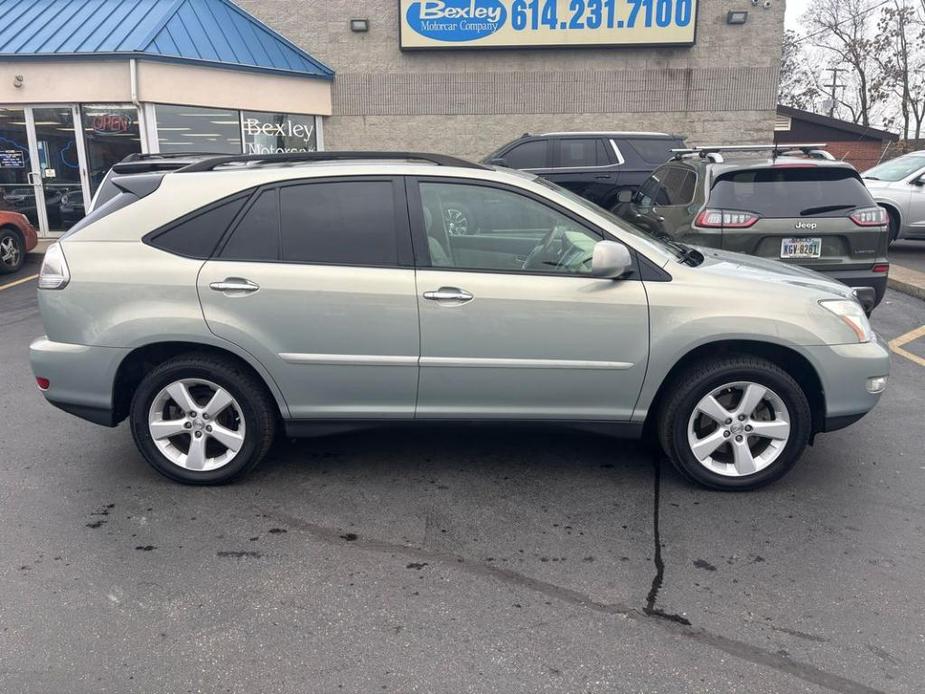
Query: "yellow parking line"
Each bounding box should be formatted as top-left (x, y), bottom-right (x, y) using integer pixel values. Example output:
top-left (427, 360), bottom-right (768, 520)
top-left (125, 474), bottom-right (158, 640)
top-left (0, 273), bottom-right (39, 291)
top-left (889, 325), bottom-right (925, 368)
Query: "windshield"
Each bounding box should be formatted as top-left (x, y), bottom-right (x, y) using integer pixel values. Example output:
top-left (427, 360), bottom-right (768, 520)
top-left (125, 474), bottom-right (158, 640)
top-left (863, 154), bottom-right (925, 182)
top-left (507, 168), bottom-right (682, 258)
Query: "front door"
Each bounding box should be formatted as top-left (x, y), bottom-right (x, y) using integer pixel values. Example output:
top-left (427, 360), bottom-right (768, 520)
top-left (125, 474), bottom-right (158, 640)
top-left (29, 107), bottom-right (86, 234)
top-left (409, 178), bottom-right (650, 421)
top-left (197, 177), bottom-right (420, 420)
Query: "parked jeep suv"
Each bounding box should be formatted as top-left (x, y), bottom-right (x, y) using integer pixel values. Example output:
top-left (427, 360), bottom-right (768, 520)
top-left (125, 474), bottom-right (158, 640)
top-left (619, 146), bottom-right (890, 311)
top-left (482, 132), bottom-right (685, 211)
top-left (31, 151), bottom-right (889, 490)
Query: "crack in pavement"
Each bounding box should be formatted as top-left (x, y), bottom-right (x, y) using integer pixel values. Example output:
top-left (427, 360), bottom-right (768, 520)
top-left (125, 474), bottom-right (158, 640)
top-left (643, 455), bottom-right (691, 626)
top-left (260, 504), bottom-right (885, 694)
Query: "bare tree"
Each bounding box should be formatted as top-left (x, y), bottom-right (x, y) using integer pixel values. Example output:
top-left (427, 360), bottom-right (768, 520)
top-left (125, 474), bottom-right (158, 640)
top-left (778, 30), bottom-right (823, 110)
top-left (805, 0), bottom-right (880, 125)
top-left (873, 1), bottom-right (925, 138)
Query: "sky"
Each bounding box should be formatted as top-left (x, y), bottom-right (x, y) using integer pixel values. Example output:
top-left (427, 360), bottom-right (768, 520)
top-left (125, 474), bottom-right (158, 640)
top-left (785, 0), bottom-right (813, 31)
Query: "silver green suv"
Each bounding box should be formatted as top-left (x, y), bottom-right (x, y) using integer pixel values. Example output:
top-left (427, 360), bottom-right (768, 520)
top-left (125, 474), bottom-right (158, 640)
top-left (31, 152), bottom-right (890, 490)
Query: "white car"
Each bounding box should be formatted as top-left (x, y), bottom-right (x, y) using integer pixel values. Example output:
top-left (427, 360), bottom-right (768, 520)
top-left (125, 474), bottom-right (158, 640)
top-left (862, 151), bottom-right (925, 243)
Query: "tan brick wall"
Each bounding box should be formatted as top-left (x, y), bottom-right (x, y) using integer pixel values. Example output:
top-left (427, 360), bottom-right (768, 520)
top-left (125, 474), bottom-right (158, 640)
top-left (236, 0), bottom-right (786, 159)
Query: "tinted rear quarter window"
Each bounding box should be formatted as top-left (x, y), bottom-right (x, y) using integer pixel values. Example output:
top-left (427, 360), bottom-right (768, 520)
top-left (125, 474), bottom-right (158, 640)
top-left (280, 180), bottom-right (398, 265)
top-left (709, 167), bottom-right (874, 218)
top-left (147, 194), bottom-right (249, 258)
top-left (504, 140), bottom-right (548, 169)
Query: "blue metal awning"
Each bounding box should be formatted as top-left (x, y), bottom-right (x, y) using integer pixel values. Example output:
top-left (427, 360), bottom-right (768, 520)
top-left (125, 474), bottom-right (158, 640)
top-left (0, 0), bottom-right (333, 79)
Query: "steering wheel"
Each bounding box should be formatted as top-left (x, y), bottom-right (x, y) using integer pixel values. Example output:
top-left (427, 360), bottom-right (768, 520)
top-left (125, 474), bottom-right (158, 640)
top-left (522, 226), bottom-right (566, 271)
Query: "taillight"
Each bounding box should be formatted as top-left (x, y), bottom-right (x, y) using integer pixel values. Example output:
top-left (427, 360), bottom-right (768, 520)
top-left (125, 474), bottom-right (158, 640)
top-left (849, 206), bottom-right (888, 226)
top-left (38, 242), bottom-right (70, 290)
top-left (694, 208), bottom-right (759, 228)
top-left (36, 377), bottom-right (50, 391)
top-left (872, 263), bottom-right (889, 273)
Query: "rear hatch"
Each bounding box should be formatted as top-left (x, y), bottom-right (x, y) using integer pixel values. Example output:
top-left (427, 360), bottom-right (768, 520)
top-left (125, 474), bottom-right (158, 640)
top-left (699, 164), bottom-right (888, 271)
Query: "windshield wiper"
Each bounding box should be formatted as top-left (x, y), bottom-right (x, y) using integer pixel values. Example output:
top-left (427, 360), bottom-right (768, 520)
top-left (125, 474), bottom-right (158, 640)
top-left (862, 175), bottom-right (880, 180)
top-left (665, 239), bottom-right (703, 266)
top-left (799, 204), bottom-right (854, 216)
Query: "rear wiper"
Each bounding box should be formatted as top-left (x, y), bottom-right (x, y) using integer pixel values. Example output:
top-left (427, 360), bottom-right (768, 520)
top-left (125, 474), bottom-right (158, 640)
top-left (799, 204), bottom-right (854, 216)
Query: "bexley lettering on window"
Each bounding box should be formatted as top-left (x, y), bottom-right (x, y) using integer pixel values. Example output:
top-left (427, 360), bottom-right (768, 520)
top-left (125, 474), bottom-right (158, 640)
top-left (243, 118), bottom-right (315, 154)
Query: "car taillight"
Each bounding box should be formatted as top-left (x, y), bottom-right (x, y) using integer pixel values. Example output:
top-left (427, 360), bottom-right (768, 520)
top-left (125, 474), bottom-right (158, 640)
top-left (849, 206), bottom-right (888, 226)
top-left (36, 377), bottom-right (50, 391)
top-left (872, 263), bottom-right (889, 273)
top-left (38, 242), bottom-right (70, 290)
top-left (694, 208), bottom-right (759, 228)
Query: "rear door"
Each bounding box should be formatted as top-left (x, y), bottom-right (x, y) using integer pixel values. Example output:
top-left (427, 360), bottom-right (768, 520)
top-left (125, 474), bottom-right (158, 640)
top-left (706, 166), bottom-right (888, 272)
top-left (197, 177), bottom-right (420, 420)
top-left (409, 177), bottom-right (650, 421)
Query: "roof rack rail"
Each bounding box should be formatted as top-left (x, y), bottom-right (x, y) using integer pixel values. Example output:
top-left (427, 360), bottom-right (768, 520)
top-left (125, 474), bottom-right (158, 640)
top-left (671, 144), bottom-right (832, 162)
top-left (121, 152), bottom-right (223, 162)
top-left (176, 151), bottom-right (487, 173)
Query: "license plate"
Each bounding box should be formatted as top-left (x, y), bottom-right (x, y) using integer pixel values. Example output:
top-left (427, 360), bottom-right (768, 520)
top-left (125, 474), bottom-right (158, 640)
top-left (780, 237), bottom-right (822, 259)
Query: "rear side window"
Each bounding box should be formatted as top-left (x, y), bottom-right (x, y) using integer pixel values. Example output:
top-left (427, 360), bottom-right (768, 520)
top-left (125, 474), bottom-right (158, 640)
top-left (635, 169), bottom-right (671, 207)
top-left (280, 181), bottom-right (398, 265)
top-left (147, 194), bottom-right (249, 258)
top-left (220, 189), bottom-right (280, 261)
top-left (559, 138), bottom-right (609, 167)
top-left (504, 140), bottom-right (548, 169)
top-left (662, 168), bottom-right (697, 205)
top-left (626, 138), bottom-right (682, 165)
top-left (709, 167), bottom-right (874, 218)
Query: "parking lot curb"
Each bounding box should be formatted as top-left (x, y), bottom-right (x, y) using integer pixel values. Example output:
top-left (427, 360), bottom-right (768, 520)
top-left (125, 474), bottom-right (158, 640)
top-left (888, 264), bottom-right (925, 301)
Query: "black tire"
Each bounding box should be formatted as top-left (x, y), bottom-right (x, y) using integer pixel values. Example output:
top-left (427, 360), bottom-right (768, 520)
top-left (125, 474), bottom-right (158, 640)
top-left (886, 208), bottom-right (900, 245)
top-left (0, 227), bottom-right (24, 275)
top-left (129, 353), bottom-right (276, 484)
top-left (657, 356), bottom-right (812, 491)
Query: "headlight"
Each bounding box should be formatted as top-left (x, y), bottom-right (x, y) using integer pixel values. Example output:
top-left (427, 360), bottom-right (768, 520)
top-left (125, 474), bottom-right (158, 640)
top-left (38, 242), bottom-right (70, 290)
top-left (819, 299), bottom-right (872, 343)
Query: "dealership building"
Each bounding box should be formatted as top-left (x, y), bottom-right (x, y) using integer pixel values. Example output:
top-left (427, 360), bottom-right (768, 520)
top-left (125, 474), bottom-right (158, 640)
top-left (0, 0), bottom-right (785, 238)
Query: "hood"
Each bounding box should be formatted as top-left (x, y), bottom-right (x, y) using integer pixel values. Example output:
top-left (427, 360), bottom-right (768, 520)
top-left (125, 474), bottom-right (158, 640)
top-left (694, 246), bottom-right (857, 300)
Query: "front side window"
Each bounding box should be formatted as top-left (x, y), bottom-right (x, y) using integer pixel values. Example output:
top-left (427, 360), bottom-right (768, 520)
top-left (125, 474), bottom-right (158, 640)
top-left (418, 182), bottom-right (601, 275)
top-left (626, 137), bottom-right (683, 165)
top-left (661, 167), bottom-right (697, 205)
top-left (280, 180), bottom-right (398, 265)
top-left (503, 140), bottom-right (548, 169)
top-left (635, 169), bottom-right (671, 207)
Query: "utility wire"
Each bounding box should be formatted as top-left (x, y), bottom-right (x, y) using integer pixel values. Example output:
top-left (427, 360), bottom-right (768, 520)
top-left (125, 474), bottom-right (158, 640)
top-left (790, 0), bottom-right (893, 45)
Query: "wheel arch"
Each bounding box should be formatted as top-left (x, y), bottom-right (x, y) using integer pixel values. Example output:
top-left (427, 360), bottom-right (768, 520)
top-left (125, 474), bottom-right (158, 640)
top-left (875, 200), bottom-right (903, 239)
top-left (643, 339), bottom-right (826, 437)
top-left (112, 340), bottom-right (289, 425)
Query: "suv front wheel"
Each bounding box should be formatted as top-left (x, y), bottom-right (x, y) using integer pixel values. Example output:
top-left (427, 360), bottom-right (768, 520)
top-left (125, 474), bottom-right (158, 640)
top-left (129, 354), bottom-right (276, 484)
top-left (658, 356), bottom-right (811, 490)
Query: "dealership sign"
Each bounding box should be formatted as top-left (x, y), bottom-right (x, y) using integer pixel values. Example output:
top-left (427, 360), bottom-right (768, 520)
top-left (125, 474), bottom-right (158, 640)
top-left (400, 0), bottom-right (697, 49)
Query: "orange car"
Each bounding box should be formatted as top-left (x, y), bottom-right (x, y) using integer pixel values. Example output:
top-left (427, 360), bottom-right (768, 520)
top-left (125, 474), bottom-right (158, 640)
top-left (0, 211), bottom-right (38, 274)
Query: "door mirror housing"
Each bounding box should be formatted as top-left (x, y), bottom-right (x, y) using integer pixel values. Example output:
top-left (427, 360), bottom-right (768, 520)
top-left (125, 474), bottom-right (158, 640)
top-left (617, 189), bottom-right (633, 204)
top-left (911, 174), bottom-right (925, 187)
top-left (590, 241), bottom-right (633, 279)
top-left (488, 157), bottom-right (508, 167)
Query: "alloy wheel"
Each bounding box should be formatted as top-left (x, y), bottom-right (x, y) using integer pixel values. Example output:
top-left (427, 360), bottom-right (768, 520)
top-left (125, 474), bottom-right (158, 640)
top-left (0, 236), bottom-right (21, 267)
top-left (147, 378), bottom-right (246, 471)
top-left (686, 381), bottom-right (791, 477)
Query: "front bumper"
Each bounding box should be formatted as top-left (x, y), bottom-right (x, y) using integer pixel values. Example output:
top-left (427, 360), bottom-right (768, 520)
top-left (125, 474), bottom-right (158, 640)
top-left (802, 332), bottom-right (891, 433)
top-left (29, 337), bottom-right (128, 427)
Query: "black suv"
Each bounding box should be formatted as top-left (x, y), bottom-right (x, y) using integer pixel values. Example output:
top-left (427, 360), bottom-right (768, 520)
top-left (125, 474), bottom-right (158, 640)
top-left (482, 132), bottom-right (685, 212)
top-left (618, 146), bottom-right (890, 311)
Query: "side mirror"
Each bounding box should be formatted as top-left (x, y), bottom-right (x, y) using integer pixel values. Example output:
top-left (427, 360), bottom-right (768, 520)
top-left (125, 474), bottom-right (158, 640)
top-left (488, 157), bottom-right (508, 167)
top-left (912, 175), bottom-right (925, 187)
top-left (590, 240), bottom-right (633, 279)
top-left (617, 189), bottom-right (633, 204)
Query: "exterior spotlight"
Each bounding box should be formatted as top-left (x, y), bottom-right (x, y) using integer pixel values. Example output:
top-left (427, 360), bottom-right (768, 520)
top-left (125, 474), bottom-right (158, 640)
top-left (726, 10), bottom-right (748, 24)
top-left (350, 18), bottom-right (369, 32)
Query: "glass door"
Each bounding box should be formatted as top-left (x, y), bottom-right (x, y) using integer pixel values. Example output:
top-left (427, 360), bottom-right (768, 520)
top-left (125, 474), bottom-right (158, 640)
top-left (0, 107), bottom-right (40, 230)
top-left (30, 107), bottom-right (86, 234)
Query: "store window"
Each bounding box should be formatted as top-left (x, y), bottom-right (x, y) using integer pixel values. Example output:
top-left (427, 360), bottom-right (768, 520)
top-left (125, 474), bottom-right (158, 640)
top-left (81, 105), bottom-right (141, 193)
top-left (0, 107), bottom-right (37, 227)
top-left (242, 111), bottom-right (317, 154)
top-left (154, 104), bottom-right (241, 154)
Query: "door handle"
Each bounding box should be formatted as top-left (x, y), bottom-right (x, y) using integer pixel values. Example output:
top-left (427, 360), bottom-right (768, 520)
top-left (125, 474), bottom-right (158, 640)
top-left (423, 286), bottom-right (473, 303)
top-left (594, 174), bottom-right (611, 180)
top-left (209, 278), bottom-right (260, 293)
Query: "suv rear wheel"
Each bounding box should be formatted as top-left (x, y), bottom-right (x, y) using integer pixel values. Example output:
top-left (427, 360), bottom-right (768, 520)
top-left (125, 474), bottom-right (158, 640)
top-left (129, 354), bottom-right (276, 484)
top-left (658, 356), bottom-right (811, 490)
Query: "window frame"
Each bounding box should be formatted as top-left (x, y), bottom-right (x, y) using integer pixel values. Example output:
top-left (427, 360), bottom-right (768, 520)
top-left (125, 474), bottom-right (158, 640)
top-left (550, 137), bottom-right (617, 170)
top-left (406, 175), bottom-right (641, 280)
top-left (211, 175), bottom-right (414, 268)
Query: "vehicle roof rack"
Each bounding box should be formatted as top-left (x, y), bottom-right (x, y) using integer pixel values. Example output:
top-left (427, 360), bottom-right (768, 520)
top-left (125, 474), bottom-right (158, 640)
top-left (671, 144), bottom-right (833, 162)
top-left (176, 151), bottom-right (487, 173)
top-left (121, 152), bottom-right (222, 162)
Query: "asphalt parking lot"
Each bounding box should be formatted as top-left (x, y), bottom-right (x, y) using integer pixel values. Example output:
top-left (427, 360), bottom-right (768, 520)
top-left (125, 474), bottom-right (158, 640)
top-left (889, 240), bottom-right (925, 274)
top-left (2, 262), bottom-right (924, 694)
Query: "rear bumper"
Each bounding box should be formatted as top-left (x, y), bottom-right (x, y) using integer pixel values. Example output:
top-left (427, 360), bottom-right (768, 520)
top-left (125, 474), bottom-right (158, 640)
top-left (802, 333), bottom-right (891, 432)
top-left (29, 337), bottom-right (127, 427)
